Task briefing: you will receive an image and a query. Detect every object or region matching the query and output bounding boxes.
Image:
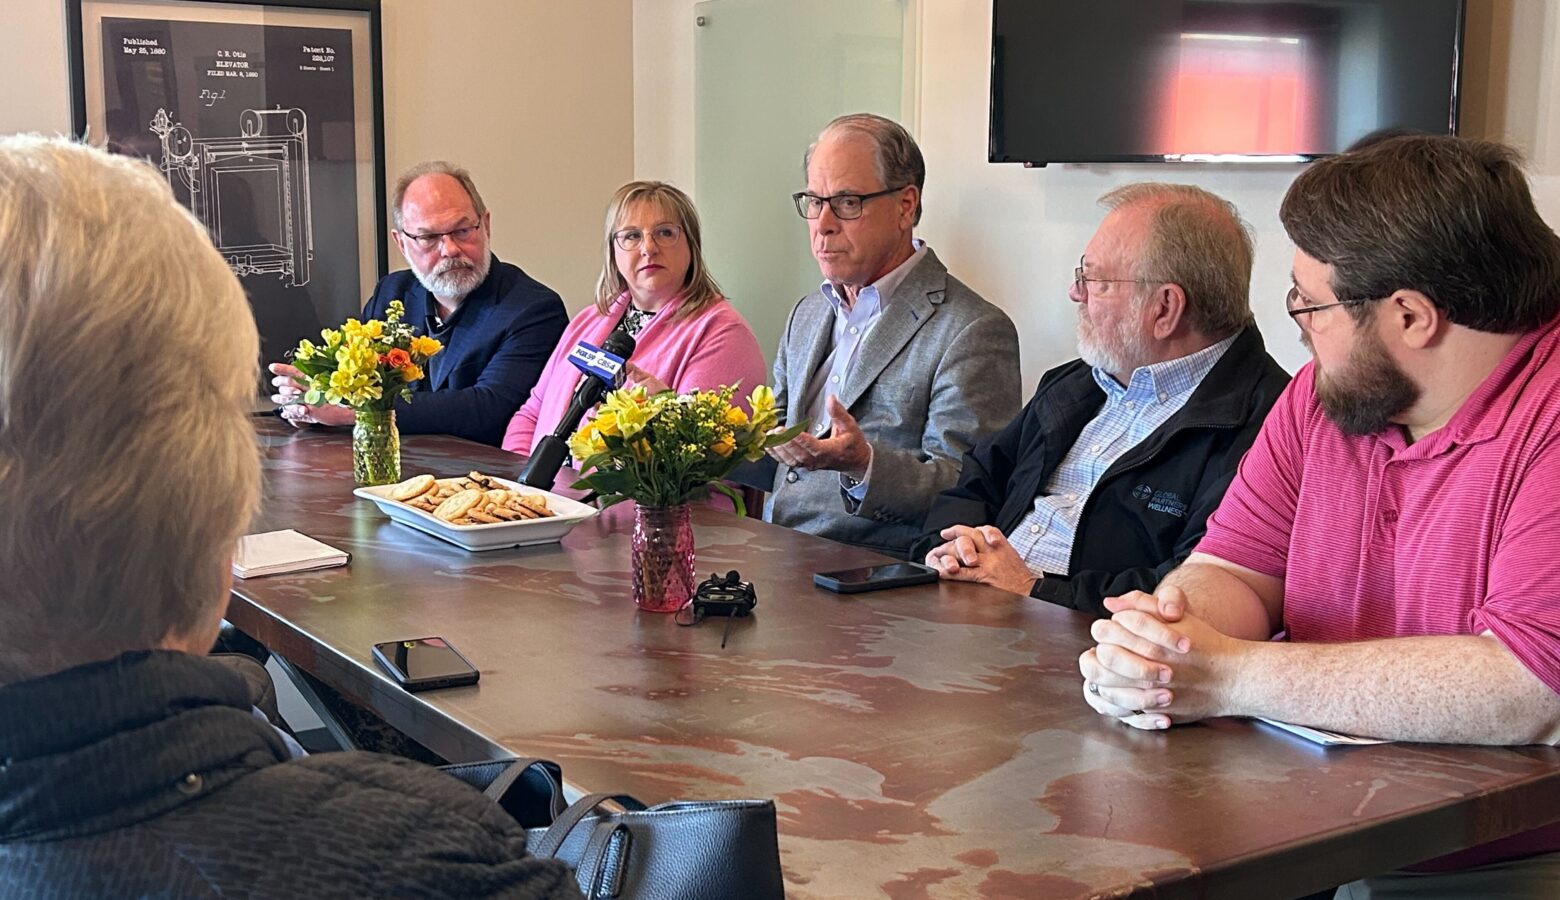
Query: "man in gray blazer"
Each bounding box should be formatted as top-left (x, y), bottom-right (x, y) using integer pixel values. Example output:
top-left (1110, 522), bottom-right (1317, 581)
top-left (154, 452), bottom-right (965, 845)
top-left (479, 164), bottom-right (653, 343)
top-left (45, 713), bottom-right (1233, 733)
top-left (765, 114), bottom-right (1021, 556)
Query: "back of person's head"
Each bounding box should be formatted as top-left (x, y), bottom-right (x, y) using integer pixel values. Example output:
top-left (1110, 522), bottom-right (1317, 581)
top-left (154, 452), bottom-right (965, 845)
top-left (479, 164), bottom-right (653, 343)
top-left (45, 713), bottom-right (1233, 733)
top-left (594, 179), bottom-right (722, 320)
top-left (1281, 135), bottom-right (1560, 333)
top-left (1100, 182), bottom-right (1255, 340)
top-left (1344, 125), bottom-right (1427, 153)
top-left (805, 113), bottom-right (926, 225)
top-left (0, 137), bottom-right (260, 685)
top-left (391, 160), bottom-right (487, 229)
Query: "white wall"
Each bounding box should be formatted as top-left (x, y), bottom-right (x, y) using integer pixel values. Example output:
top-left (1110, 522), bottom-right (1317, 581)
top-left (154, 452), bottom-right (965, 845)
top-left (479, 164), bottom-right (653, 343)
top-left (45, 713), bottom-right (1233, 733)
top-left (0, 0), bottom-right (634, 312)
top-left (380, 0), bottom-right (633, 309)
top-left (2, 0), bottom-right (72, 137)
top-left (635, 0), bottom-right (1560, 389)
top-left (633, 0), bottom-right (696, 189)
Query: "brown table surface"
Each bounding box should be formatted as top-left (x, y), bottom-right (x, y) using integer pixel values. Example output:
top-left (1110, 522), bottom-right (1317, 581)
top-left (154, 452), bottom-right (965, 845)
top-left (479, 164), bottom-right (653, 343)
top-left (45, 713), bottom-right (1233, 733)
top-left (229, 419), bottom-right (1560, 900)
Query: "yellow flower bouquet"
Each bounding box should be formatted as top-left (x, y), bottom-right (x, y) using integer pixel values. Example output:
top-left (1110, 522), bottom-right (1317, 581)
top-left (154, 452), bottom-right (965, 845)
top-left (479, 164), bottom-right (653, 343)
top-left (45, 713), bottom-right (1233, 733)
top-left (289, 300), bottom-right (442, 410)
top-left (567, 383), bottom-right (802, 517)
top-left (288, 300), bottom-right (442, 485)
top-left (568, 383), bottom-right (803, 612)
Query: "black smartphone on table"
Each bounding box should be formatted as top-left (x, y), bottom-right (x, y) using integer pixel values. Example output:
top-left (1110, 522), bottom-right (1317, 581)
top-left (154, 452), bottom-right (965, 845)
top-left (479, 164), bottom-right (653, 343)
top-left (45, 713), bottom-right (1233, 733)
top-left (372, 637), bottom-right (480, 692)
top-left (814, 561), bottom-right (940, 594)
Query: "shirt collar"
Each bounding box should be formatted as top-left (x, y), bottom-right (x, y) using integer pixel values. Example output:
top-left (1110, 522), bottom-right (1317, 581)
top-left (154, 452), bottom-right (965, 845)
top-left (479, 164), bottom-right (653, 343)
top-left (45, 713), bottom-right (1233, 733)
top-left (1091, 332), bottom-right (1238, 403)
top-left (422, 252), bottom-right (499, 333)
top-left (820, 239), bottom-right (927, 314)
top-left (1405, 313), bottom-right (1560, 454)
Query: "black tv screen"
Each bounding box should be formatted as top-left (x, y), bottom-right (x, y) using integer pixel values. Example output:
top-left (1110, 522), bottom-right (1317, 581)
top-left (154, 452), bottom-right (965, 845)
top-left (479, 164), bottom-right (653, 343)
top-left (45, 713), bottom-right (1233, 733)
top-left (990, 0), bottom-right (1464, 165)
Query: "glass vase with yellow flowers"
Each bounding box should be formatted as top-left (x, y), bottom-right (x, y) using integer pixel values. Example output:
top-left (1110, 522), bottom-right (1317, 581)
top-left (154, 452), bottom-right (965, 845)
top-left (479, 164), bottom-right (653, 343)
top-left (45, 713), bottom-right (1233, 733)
top-left (568, 384), bottom-right (804, 612)
top-left (287, 300), bottom-right (443, 486)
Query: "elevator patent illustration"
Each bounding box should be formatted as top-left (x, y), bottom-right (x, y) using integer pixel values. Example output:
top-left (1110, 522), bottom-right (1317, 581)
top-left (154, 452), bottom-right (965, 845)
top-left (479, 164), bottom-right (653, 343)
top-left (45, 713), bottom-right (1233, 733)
top-left (151, 106), bottom-right (314, 287)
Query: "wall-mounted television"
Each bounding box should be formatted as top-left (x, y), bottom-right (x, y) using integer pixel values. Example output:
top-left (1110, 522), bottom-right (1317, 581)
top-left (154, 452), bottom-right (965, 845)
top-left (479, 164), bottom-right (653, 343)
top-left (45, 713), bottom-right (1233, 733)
top-left (990, 0), bottom-right (1465, 165)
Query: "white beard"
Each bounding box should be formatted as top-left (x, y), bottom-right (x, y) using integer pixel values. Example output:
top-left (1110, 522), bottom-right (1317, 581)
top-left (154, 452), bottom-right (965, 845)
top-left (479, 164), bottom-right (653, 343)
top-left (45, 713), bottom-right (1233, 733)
top-left (1075, 307), bottom-right (1149, 379)
top-left (414, 252), bottom-right (490, 302)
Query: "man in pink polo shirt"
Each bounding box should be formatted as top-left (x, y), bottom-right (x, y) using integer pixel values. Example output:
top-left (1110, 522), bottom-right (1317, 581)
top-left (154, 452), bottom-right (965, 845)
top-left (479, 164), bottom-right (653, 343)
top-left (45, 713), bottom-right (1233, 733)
top-left (1080, 135), bottom-right (1560, 896)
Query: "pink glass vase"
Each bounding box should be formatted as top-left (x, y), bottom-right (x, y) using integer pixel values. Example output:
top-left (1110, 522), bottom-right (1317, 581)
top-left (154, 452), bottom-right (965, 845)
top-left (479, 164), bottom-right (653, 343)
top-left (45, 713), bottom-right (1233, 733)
top-left (631, 503), bottom-right (696, 613)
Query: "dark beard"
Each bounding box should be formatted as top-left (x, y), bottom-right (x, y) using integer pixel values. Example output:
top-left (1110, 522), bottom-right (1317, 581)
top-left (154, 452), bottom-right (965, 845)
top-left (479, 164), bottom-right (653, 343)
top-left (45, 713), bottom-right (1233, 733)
top-left (1314, 327), bottom-right (1420, 436)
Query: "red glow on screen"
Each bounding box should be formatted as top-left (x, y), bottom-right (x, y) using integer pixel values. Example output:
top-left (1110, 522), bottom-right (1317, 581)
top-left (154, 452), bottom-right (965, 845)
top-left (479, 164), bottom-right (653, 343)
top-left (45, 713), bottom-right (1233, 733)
top-left (1162, 34), bottom-right (1313, 155)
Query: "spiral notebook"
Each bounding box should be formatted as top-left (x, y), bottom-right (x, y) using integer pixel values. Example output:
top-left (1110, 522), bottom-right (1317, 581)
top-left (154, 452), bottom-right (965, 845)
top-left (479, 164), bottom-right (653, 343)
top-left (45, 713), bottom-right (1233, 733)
top-left (233, 530), bottom-right (350, 579)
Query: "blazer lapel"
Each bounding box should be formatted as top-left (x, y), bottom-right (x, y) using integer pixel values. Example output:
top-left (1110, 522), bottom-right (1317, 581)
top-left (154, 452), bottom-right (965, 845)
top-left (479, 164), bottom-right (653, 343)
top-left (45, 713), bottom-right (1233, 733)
top-left (788, 293), bottom-right (835, 426)
top-left (402, 281), bottom-right (433, 333)
top-left (398, 283), bottom-right (438, 392)
top-left (835, 251), bottom-right (945, 412)
top-left (427, 259), bottom-right (502, 391)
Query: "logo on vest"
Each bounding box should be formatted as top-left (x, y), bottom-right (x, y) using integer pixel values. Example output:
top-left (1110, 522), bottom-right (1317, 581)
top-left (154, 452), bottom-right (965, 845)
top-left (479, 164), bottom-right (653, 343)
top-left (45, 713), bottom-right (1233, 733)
top-left (1132, 483), bottom-right (1188, 518)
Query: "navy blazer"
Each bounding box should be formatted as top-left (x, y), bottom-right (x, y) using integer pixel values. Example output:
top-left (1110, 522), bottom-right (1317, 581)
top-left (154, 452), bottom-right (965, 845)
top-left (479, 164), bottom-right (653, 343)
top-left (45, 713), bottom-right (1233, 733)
top-left (363, 255), bottom-right (568, 446)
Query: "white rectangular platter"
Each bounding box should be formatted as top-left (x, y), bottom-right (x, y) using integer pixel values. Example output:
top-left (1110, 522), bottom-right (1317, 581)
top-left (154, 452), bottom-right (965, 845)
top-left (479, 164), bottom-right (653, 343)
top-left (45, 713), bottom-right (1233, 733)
top-left (354, 476), bottom-right (597, 551)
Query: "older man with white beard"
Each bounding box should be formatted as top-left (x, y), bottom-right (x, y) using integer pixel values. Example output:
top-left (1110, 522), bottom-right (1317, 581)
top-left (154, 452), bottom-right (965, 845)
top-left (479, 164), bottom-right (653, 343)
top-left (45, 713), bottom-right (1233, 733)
top-left (270, 161), bottom-right (567, 446)
top-left (916, 183), bottom-right (1289, 618)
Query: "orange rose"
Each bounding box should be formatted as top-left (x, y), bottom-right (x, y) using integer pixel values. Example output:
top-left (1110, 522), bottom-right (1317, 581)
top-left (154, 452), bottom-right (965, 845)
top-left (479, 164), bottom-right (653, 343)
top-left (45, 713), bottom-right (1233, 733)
top-left (382, 348), bottom-right (411, 368)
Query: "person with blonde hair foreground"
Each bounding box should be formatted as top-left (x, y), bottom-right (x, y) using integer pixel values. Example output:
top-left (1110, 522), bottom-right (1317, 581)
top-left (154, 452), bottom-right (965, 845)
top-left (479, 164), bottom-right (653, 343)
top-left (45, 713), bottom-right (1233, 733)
top-left (0, 137), bottom-right (578, 898)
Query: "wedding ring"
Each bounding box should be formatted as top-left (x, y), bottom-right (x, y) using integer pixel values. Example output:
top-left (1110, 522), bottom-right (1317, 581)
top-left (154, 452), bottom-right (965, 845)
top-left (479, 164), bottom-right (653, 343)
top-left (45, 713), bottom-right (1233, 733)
top-left (1086, 681), bottom-right (1100, 695)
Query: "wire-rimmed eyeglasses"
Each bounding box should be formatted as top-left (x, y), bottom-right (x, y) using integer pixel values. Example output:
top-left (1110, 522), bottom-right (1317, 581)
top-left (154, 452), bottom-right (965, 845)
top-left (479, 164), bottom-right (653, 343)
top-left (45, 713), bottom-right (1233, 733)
top-left (402, 223), bottom-right (483, 251)
top-left (1285, 285), bottom-right (1380, 328)
top-left (1073, 256), bottom-right (1161, 297)
top-left (613, 224), bottom-right (684, 252)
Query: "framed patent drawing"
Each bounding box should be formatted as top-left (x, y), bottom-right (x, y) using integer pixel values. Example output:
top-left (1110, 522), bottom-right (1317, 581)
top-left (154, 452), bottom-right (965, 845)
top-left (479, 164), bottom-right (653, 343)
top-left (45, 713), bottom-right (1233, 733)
top-left (67, 0), bottom-right (387, 366)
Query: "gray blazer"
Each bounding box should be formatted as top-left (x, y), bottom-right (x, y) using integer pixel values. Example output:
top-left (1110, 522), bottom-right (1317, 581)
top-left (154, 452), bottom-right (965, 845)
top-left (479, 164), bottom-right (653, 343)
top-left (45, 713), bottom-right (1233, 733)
top-left (765, 247), bottom-right (1021, 556)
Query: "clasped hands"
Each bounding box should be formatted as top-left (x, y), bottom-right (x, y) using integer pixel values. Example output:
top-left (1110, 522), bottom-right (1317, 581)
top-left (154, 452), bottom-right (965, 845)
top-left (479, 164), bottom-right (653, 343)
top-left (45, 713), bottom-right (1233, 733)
top-left (923, 525), bottom-right (1037, 595)
top-left (1079, 586), bottom-right (1241, 731)
top-left (766, 395), bottom-right (871, 481)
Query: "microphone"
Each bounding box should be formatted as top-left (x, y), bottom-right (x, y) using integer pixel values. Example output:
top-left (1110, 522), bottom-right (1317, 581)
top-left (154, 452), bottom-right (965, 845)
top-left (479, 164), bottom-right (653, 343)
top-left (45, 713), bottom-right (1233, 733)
top-left (520, 328), bottom-right (637, 489)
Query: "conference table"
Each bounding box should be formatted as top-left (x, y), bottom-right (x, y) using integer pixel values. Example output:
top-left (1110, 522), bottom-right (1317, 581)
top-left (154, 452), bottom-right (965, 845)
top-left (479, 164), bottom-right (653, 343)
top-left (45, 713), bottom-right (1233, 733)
top-left (228, 419), bottom-right (1560, 900)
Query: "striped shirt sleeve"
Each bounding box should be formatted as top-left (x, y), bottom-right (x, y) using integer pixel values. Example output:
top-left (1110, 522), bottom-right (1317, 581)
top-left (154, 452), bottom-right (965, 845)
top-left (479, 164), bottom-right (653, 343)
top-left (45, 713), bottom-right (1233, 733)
top-left (1474, 429), bottom-right (1560, 695)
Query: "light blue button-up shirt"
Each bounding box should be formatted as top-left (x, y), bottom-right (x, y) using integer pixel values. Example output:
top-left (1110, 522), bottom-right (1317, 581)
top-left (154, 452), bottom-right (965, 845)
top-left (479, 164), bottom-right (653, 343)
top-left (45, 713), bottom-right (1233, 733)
top-left (803, 241), bottom-right (927, 499)
top-left (1007, 334), bottom-right (1236, 577)
top-left (803, 240), bottom-right (928, 437)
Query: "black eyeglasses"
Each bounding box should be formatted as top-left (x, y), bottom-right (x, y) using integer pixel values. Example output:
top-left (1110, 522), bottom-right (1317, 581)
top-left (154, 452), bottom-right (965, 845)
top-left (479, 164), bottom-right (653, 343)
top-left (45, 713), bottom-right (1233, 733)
top-left (792, 185), bottom-right (907, 220)
top-left (401, 223), bottom-right (483, 251)
top-left (1073, 256), bottom-right (1161, 297)
top-left (1285, 285), bottom-right (1379, 327)
top-left (613, 224), bottom-right (684, 252)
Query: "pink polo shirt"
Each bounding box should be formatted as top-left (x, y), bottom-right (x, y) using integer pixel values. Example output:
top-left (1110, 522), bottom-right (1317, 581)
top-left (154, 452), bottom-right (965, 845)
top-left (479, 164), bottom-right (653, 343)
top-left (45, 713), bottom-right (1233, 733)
top-left (1199, 314), bottom-right (1560, 870)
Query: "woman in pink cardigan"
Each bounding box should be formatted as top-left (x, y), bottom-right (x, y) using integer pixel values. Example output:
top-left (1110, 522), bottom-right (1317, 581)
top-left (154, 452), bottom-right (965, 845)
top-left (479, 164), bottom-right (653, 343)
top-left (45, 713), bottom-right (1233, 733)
top-left (502, 181), bottom-right (767, 457)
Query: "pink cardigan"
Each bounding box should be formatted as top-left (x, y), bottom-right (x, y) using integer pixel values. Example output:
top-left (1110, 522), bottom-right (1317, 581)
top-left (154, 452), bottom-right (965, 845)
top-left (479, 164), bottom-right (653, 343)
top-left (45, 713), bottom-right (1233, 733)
top-left (502, 292), bottom-right (769, 456)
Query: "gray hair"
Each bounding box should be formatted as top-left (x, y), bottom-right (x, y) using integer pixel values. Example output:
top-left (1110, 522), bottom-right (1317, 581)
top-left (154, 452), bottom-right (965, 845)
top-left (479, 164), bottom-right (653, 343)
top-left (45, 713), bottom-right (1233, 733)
top-left (804, 113), bottom-right (926, 225)
top-left (1100, 182), bottom-right (1255, 339)
top-left (0, 136), bottom-right (260, 684)
top-left (391, 160), bottom-right (487, 230)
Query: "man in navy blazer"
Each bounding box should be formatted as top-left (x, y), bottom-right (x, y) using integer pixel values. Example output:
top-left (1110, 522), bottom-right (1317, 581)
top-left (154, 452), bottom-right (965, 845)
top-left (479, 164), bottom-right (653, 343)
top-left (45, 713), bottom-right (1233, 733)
top-left (271, 162), bottom-right (567, 446)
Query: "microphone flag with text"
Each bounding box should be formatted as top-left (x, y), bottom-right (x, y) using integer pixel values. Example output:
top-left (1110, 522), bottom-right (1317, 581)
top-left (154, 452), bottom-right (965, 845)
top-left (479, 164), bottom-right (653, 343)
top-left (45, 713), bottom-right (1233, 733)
top-left (519, 328), bottom-right (637, 489)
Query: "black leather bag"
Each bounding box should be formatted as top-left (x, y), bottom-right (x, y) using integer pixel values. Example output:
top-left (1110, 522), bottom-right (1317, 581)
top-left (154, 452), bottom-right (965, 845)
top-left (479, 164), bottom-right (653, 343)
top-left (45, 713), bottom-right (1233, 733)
top-left (438, 757), bottom-right (566, 829)
top-left (442, 758), bottom-right (785, 900)
top-left (528, 792), bottom-right (784, 900)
